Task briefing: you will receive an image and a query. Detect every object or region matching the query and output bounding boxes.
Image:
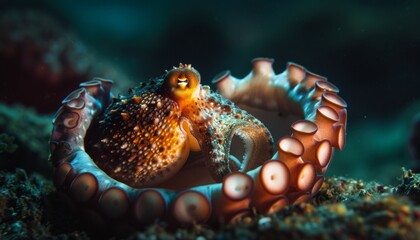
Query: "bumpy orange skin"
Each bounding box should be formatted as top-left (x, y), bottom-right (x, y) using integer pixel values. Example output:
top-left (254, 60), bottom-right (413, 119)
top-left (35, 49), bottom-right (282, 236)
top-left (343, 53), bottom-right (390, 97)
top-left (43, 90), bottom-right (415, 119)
top-left (88, 89), bottom-right (190, 187)
top-left (86, 66), bottom-right (273, 188)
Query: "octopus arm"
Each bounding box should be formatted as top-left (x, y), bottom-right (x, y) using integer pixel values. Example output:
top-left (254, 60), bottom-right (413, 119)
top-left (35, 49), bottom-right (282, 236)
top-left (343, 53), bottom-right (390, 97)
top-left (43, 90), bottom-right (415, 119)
top-left (197, 107), bottom-right (274, 182)
top-left (213, 58), bottom-right (332, 119)
top-left (231, 120), bottom-right (274, 171)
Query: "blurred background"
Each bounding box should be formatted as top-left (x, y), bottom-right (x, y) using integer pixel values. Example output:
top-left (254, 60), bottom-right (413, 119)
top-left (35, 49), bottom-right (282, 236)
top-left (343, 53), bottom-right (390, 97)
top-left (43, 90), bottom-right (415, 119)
top-left (0, 0), bottom-right (419, 184)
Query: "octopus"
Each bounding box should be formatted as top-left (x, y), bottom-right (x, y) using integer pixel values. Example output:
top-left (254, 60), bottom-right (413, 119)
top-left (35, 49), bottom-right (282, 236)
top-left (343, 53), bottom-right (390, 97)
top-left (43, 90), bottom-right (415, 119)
top-left (85, 63), bottom-right (273, 188)
top-left (49, 58), bottom-right (347, 231)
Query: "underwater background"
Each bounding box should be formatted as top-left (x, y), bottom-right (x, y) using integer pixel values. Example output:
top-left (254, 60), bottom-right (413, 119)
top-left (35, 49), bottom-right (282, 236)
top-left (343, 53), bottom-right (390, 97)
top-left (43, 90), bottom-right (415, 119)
top-left (1, 0), bottom-right (419, 183)
top-left (0, 0), bottom-right (419, 239)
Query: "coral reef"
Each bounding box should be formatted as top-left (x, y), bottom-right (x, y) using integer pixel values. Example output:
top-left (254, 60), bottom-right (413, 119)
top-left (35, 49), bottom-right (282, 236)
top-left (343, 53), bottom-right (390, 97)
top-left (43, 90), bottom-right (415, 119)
top-left (395, 168), bottom-right (420, 204)
top-left (0, 103), bottom-right (51, 176)
top-left (0, 168), bottom-right (419, 239)
top-left (0, 9), bottom-right (132, 113)
top-left (0, 169), bottom-right (90, 239)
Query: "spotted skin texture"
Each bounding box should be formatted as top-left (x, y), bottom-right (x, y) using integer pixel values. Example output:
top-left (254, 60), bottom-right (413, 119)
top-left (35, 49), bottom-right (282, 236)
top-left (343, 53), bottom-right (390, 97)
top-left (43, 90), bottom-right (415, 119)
top-left (182, 92), bottom-right (274, 181)
top-left (87, 66), bottom-right (273, 188)
top-left (90, 90), bottom-right (189, 188)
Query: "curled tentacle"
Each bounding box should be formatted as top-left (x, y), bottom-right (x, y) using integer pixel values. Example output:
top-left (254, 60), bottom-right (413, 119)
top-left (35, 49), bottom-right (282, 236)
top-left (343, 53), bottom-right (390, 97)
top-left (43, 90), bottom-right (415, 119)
top-left (184, 92), bottom-right (274, 182)
top-left (213, 57), bottom-right (347, 209)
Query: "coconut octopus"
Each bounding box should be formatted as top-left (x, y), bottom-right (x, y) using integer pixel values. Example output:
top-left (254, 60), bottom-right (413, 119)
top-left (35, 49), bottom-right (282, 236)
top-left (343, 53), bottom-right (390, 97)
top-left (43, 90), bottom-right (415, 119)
top-left (50, 58), bottom-right (347, 230)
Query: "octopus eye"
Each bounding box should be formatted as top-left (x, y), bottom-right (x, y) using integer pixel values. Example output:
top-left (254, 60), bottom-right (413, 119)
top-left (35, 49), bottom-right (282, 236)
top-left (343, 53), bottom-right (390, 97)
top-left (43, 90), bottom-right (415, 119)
top-left (177, 77), bottom-right (188, 89)
top-left (163, 66), bottom-right (201, 103)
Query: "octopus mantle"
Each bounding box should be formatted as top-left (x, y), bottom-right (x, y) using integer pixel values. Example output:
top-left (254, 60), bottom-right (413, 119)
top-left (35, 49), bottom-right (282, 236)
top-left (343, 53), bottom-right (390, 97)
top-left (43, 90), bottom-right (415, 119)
top-left (50, 58), bottom-right (347, 229)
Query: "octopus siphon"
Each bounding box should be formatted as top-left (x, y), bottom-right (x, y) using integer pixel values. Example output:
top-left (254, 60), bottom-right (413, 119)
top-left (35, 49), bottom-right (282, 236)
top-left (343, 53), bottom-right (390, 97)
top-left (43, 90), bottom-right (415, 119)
top-left (49, 58), bottom-right (347, 230)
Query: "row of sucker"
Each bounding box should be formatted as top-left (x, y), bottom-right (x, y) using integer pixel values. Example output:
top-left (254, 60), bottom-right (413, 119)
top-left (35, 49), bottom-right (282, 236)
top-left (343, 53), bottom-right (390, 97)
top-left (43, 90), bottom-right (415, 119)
top-left (49, 58), bottom-right (347, 233)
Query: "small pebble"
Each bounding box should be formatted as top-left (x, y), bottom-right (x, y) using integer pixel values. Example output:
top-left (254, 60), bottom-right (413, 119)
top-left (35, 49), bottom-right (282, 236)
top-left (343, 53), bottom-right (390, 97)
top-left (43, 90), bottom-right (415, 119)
top-left (258, 217), bottom-right (272, 231)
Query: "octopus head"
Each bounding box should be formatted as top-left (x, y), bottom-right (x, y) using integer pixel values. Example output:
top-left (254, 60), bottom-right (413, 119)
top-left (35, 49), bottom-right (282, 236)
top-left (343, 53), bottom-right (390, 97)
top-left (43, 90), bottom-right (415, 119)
top-left (162, 63), bottom-right (200, 105)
